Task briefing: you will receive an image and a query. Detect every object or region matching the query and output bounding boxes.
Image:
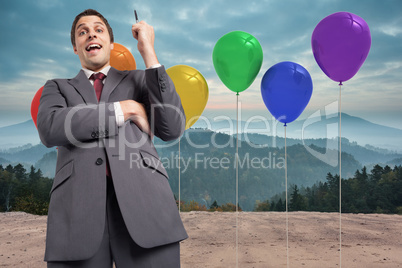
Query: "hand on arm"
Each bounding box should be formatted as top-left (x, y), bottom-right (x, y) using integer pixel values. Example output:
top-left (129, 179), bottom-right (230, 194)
top-left (119, 100), bottom-right (152, 137)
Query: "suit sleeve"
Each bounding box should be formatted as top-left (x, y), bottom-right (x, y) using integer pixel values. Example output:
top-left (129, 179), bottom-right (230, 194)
top-left (37, 79), bottom-right (118, 148)
top-left (143, 66), bottom-right (186, 141)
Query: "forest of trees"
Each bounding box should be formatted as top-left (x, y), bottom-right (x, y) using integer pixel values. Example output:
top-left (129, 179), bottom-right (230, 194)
top-left (1, 162), bottom-right (401, 215)
top-left (0, 164), bottom-right (52, 215)
top-left (3, 129), bottom-right (402, 212)
top-left (255, 165), bottom-right (402, 214)
top-left (159, 132), bottom-right (361, 211)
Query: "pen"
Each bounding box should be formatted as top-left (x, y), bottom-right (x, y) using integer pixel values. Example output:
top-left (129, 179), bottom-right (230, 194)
top-left (134, 10), bottom-right (139, 23)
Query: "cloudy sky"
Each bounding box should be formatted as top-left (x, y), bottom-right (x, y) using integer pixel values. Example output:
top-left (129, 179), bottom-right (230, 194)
top-left (1, 0), bottom-right (401, 130)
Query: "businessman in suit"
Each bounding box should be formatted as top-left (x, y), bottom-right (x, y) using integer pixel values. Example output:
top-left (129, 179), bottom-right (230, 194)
top-left (37, 9), bottom-right (187, 267)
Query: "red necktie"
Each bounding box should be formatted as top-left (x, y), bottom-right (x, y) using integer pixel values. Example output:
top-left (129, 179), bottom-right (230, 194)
top-left (91, 73), bottom-right (111, 177)
top-left (91, 73), bottom-right (106, 102)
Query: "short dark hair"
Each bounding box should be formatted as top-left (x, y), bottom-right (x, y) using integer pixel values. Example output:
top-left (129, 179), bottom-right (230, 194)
top-left (71, 9), bottom-right (114, 47)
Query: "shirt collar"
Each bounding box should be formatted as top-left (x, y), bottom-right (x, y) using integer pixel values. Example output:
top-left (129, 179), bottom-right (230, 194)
top-left (82, 65), bottom-right (111, 80)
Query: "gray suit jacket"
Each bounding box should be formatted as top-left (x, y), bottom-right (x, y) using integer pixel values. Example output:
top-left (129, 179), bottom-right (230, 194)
top-left (37, 66), bottom-right (188, 261)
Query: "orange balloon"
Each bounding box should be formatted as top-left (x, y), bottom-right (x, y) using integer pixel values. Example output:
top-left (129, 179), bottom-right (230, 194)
top-left (31, 86), bottom-right (44, 128)
top-left (110, 43), bottom-right (136, 71)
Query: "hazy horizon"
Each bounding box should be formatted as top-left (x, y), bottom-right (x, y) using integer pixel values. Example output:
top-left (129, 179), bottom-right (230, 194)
top-left (2, 111), bottom-right (402, 131)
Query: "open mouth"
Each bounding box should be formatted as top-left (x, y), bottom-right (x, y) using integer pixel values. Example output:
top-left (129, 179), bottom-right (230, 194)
top-left (86, 43), bottom-right (102, 52)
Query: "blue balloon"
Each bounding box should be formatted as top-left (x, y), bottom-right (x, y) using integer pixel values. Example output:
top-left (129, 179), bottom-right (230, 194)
top-left (261, 61), bottom-right (313, 125)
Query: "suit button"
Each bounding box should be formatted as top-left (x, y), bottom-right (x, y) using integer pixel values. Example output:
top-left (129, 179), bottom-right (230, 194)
top-left (160, 82), bottom-right (166, 92)
top-left (159, 74), bottom-right (166, 81)
top-left (96, 158), bottom-right (103, 165)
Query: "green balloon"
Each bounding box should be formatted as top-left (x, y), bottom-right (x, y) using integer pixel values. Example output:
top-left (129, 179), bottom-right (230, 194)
top-left (213, 31), bottom-right (263, 93)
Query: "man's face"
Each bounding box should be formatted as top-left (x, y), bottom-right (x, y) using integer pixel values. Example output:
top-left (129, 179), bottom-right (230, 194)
top-left (73, 15), bottom-right (114, 72)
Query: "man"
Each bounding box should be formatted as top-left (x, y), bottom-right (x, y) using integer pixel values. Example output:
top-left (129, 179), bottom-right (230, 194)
top-left (37, 9), bottom-right (187, 267)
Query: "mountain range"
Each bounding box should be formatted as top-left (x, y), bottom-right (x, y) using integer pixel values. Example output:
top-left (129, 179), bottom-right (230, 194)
top-left (1, 124), bottom-right (401, 210)
top-left (0, 120), bottom-right (40, 149)
top-left (192, 113), bottom-right (402, 152)
top-left (1, 113), bottom-right (401, 152)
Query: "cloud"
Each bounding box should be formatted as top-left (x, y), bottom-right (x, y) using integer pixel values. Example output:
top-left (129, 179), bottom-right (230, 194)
top-left (1, 0), bottom-right (402, 129)
top-left (0, 57), bottom-right (72, 113)
top-left (34, 0), bottom-right (64, 10)
top-left (377, 25), bottom-right (402, 37)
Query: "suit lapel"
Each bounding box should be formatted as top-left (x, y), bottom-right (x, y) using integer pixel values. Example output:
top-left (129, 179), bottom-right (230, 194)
top-left (101, 67), bottom-right (128, 102)
top-left (68, 67), bottom-right (128, 104)
top-left (68, 70), bottom-right (98, 104)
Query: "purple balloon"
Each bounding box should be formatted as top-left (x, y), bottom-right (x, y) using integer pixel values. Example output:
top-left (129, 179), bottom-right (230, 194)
top-left (312, 12), bottom-right (371, 83)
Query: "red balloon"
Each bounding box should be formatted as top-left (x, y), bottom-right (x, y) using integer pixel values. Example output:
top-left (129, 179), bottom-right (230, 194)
top-left (31, 86), bottom-right (44, 128)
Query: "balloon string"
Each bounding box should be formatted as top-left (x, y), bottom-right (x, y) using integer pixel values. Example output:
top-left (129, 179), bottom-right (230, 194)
top-left (339, 83), bottom-right (342, 267)
top-left (285, 124), bottom-right (289, 268)
top-left (236, 92), bottom-right (239, 268)
top-left (179, 138), bottom-right (181, 213)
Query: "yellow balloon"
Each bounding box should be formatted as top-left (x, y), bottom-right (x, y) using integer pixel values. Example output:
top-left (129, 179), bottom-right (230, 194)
top-left (167, 65), bottom-right (209, 129)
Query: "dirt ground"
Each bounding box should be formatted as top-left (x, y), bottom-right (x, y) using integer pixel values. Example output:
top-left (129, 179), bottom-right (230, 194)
top-left (1, 211), bottom-right (401, 267)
